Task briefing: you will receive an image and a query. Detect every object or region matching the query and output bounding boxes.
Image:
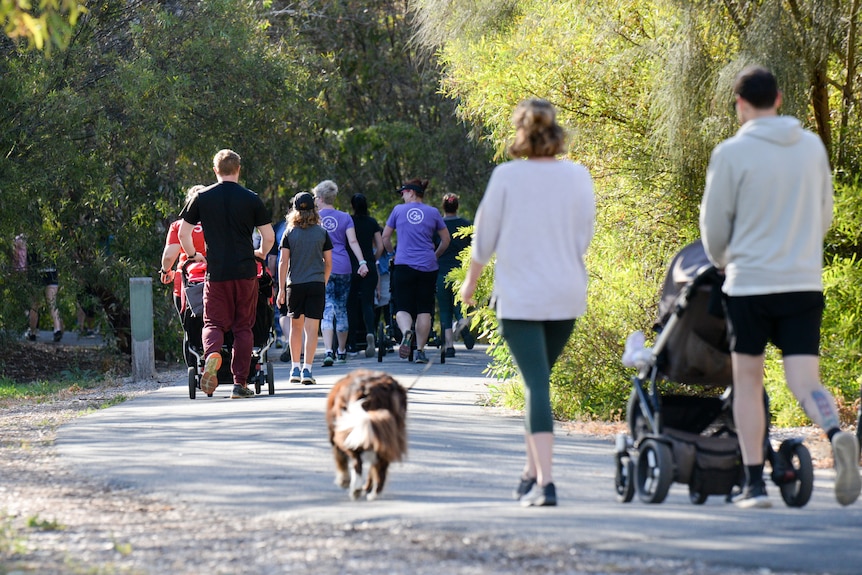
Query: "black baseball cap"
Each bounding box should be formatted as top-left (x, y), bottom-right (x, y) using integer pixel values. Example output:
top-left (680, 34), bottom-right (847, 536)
top-left (293, 192), bottom-right (315, 211)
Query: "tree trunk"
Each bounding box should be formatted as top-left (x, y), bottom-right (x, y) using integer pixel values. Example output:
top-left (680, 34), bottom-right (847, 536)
top-left (811, 64), bottom-right (832, 155)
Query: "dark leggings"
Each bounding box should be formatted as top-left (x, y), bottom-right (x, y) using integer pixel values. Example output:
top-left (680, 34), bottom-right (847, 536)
top-left (499, 318), bottom-right (576, 434)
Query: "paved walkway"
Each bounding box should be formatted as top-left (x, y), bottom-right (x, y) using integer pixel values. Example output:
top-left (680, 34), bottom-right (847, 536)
top-left (56, 343), bottom-right (861, 574)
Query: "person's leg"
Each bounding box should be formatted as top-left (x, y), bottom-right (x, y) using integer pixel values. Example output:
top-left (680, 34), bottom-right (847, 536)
top-left (229, 277), bottom-right (259, 387)
top-left (436, 273), bottom-right (455, 350)
top-left (499, 319), bottom-right (554, 485)
top-left (201, 280), bottom-right (230, 393)
top-left (415, 312), bottom-right (433, 351)
top-left (322, 279), bottom-right (337, 357)
top-left (360, 271), bottom-right (377, 356)
top-left (731, 352), bottom-right (767, 467)
top-left (45, 284), bottom-right (62, 336)
top-left (290, 316), bottom-right (305, 371)
top-left (332, 274), bottom-right (351, 359)
top-left (415, 270), bottom-right (438, 352)
top-left (303, 318), bottom-right (321, 371)
top-left (784, 355), bottom-right (860, 505)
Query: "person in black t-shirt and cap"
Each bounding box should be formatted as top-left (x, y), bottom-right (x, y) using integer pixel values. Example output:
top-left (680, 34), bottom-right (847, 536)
top-left (180, 149), bottom-right (274, 399)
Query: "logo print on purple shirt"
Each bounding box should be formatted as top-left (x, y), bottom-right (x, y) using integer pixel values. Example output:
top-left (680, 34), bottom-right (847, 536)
top-left (321, 215), bottom-right (338, 233)
top-left (407, 207), bottom-right (425, 224)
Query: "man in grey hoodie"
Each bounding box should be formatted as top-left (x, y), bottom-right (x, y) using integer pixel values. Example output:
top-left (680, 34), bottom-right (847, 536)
top-left (700, 66), bottom-right (860, 509)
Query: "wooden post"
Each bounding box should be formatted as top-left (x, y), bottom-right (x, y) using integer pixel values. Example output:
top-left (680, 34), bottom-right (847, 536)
top-left (129, 277), bottom-right (155, 380)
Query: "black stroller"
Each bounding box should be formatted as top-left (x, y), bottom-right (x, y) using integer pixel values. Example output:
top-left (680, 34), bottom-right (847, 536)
top-left (613, 240), bottom-right (814, 506)
top-left (182, 259), bottom-right (276, 399)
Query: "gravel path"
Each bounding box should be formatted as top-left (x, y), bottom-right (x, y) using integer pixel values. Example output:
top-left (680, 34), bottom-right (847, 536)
top-left (0, 369), bottom-right (826, 574)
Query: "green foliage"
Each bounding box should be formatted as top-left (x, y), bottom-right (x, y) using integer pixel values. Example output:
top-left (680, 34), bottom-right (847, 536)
top-left (0, 0), bottom-right (86, 54)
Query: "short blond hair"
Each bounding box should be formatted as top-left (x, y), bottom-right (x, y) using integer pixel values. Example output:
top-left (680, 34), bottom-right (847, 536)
top-left (213, 149), bottom-right (241, 176)
top-left (507, 99), bottom-right (566, 158)
top-left (313, 180), bottom-right (338, 204)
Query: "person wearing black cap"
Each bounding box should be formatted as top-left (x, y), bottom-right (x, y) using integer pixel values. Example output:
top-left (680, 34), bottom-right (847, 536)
top-left (276, 192), bottom-right (333, 385)
top-left (382, 178), bottom-right (450, 364)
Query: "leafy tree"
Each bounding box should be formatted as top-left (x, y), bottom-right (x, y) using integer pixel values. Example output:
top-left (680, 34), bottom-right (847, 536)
top-left (0, 0), bottom-right (85, 54)
top-left (416, 0), bottom-right (862, 423)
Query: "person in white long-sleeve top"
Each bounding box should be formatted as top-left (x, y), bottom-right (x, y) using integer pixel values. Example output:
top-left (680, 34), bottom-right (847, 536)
top-left (461, 98), bottom-right (595, 507)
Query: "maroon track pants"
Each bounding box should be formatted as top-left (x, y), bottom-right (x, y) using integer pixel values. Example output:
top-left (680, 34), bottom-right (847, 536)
top-left (203, 277), bottom-right (258, 386)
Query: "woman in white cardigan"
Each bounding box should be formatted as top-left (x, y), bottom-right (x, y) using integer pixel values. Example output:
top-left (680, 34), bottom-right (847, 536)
top-left (461, 98), bottom-right (595, 507)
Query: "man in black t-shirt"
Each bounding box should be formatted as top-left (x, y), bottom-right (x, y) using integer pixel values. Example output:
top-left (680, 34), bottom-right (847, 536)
top-left (180, 149), bottom-right (274, 399)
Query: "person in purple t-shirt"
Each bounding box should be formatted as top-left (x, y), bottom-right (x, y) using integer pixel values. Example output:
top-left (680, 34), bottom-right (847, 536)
top-left (314, 180), bottom-right (369, 366)
top-left (382, 178), bottom-right (450, 364)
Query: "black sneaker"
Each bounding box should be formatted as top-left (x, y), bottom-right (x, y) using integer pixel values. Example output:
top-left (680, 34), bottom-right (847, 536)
top-left (461, 327), bottom-right (475, 350)
top-left (735, 482), bottom-right (771, 509)
top-left (414, 349), bottom-right (428, 364)
top-left (520, 482), bottom-right (557, 507)
top-left (26, 331), bottom-right (36, 342)
top-left (53, 330), bottom-right (63, 342)
top-left (336, 352), bottom-right (347, 364)
top-left (280, 350), bottom-right (291, 363)
top-left (445, 347), bottom-right (456, 358)
top-left (231, 385), bottom-right (255, 399)
top-left (322, 351), bottom-right (334, 367)
top-left (513, 476), bottom-right (537, 500)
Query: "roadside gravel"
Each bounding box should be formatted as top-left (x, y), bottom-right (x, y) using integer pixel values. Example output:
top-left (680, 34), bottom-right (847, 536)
top-left (0, 369), bottom-right (824, 575)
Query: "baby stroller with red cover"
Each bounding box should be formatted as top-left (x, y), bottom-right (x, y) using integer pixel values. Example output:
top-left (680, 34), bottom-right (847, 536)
top-left (613, 240), bottom-right (814, 506)
top-left (181, 259), bottom-right (276, 399)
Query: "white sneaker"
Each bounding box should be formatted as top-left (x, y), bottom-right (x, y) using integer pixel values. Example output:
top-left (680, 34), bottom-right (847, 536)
top-left (831, 432), bottom-right (861, 506)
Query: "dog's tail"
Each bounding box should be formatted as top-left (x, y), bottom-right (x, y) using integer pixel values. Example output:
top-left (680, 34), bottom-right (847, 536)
top-left (336, 399), bottom-right (407, 463)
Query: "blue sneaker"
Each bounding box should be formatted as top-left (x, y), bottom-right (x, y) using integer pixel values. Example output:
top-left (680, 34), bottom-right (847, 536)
top-left (301, 368), bottom-right (316, 385)
top-left (289, 367), bottom-right (301, 383)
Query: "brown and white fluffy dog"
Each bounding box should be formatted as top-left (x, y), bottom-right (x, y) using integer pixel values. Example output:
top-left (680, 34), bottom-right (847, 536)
top-left (326, 369), bottom-right (408, 501)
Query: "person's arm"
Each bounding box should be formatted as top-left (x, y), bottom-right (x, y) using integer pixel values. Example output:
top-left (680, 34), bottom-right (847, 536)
top-left (179, 220), bottom-right (205, 264)
top-left (382, 225), bottom-right (394, 254)
top-left (276, 247), bottom-right (290, 307)
top-left (459, 259), bottom-right (485, 307)
top-left (323, 250), bottom-right (333, 284)
top-left (159, 244), bottom-right (181, 284)
top-left (372, 230), bottom-right (384, 262)
top-left (433, 226), bottom-right (450, 259)
top-left (255, 223), bottom-right (275, 262)
top-left (345, 227), bottom-right (369, 277)
top-left (699, 149), bottom-right (734, 269)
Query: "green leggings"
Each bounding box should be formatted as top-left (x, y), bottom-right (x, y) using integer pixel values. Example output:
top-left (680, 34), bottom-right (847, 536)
top-left (499, 318), bottom-right (576, 434)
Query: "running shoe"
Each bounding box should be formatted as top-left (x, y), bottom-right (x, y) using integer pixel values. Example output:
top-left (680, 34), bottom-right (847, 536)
top-left (365, 333), bottom-right (376, 358)
top-left (398, 330), bottom-right (413, 359)
top-left (289, 367), bottom-right (301, 383)
top-left (832, 431), bottom-right (861, 506)
top-left (520, 482), bottom-right (556, 507)
top-left (513, 476), bottom-right (537, 500)
top-left (200, 353), bottom-right (222, 395)
top-left (734, 482), bottom-right (771, 509)
top-left (414, 349), bottom-right (428, 364)
top-left (322, 350), bottom-right (334, 367)
top-left (301, 368), bottom-right (316, 385)
top-left (230, 384), bottom-right (255, 399)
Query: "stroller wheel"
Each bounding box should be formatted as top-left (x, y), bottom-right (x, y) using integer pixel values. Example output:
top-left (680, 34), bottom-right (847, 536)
top-left (266, 362), bottom-right (275, 395)
top-left (188, 367), bottom-right (197, 400)
top-left (774, 440), bottom-right (814, 508)
top-left (636, 439), bottom-right (673, 504)
top-left (377, 322), bottom-right (385, 363)
top-left (614, 453), bottom-right (635, 503)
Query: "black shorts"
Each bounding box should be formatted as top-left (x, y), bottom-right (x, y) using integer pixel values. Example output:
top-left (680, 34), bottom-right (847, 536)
top-left (724, 291), bottom-right (823, 356)
top-left (392, 264), bottom-right (438, 317)
top-left (283, 282), bottom-right (325, 320)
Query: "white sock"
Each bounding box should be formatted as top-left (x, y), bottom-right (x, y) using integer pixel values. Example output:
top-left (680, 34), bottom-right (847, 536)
top-left (302, 363), bottom-right (312, 372)
top-left (292, 363), bottom-right (300, 371)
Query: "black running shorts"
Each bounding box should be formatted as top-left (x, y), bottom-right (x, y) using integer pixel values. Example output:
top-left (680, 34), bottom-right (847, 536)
top-left (724, 291), bottom-right (824, 356)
